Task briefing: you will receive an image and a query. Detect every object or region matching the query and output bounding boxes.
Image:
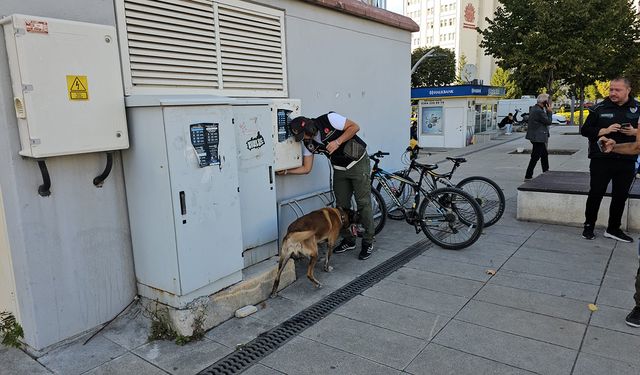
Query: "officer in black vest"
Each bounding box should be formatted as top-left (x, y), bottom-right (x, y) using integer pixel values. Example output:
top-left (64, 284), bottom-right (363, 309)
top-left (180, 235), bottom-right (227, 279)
top-left (580, 77), bottom-right (638, 242)
top-left (277, 112), bottom-right (374, 260)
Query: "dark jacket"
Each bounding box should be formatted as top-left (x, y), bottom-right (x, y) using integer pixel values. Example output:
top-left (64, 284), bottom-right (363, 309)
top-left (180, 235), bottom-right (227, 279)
top-left (498, 116), bottom-right (513, 129)
top-left (580, 97), bottom-right (639, 160)
top-left (526, 104), bottom-right (552, 143)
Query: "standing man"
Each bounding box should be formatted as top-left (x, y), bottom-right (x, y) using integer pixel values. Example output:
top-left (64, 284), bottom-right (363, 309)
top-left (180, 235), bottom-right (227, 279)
top-left (596, 121), bottom-right (640, 328)
top-left (277, 113), bottom-right (375, 260)
top-left (580, 77), bottom-right (638, 242)
top-left (524, 94), bottom-right (553, 180)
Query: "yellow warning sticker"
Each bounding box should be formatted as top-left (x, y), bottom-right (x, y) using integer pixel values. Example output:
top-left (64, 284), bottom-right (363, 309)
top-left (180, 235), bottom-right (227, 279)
top-left (66, 75), bottom-right (89, 100)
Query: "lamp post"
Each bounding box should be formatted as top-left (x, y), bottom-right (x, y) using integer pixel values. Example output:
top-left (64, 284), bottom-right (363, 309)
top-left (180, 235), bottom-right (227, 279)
top-left (411, 48), bottom-right (438, 74)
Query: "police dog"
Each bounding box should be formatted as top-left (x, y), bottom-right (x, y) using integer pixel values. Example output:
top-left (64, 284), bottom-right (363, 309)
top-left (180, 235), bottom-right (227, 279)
top-left (270, 207), bottom-right (359, 297)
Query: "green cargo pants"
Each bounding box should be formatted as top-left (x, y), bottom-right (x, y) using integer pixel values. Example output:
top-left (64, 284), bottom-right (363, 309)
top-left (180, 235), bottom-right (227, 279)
top-left (333, 156), bottom-right (374, 243)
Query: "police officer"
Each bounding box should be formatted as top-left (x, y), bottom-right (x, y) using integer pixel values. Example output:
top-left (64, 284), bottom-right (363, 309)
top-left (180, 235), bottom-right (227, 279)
top-left (580, 77), bottom-right (638, 242)
top-left (277, 113), bottom-right (374, 260)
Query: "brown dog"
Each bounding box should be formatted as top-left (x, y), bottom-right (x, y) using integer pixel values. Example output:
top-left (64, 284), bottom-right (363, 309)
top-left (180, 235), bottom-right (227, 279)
top-left (270, 207), bottom-right (358, 297)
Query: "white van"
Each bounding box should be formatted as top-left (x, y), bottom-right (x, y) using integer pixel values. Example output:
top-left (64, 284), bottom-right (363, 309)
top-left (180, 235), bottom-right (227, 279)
top-left (497, 97), bottom-right (537, 125)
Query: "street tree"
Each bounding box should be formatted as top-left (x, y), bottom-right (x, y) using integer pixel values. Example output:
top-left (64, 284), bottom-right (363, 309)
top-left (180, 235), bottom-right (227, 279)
top-left (558, 0), bottom-right (640, 124)
top-left (491, 67), bottom-right (522, 98)
top-left (411, 46), bottom-right (456, 87)
top-left (478, 0), bottom-right (640, 124)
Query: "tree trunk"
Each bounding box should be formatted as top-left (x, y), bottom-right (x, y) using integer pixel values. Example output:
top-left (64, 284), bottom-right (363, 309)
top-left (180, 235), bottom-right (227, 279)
top-left (578, 84), bottom-right (585, 127)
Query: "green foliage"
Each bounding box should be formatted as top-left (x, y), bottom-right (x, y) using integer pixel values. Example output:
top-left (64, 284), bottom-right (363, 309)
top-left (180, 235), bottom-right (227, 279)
top-left (491, 67), bottom-right (522, 98)
top-left (455, 54), bottom-right (469, 84)
top-left (1, 311), bottom-right (24, 348)
top-left (594, 81), bottom-right (610, 99)
top-left (478, 0), bottom-right (640, 100)
top-left (411, 46), bottom-right (456, 87)
top-left (584, 85), bottom-right (597, 102)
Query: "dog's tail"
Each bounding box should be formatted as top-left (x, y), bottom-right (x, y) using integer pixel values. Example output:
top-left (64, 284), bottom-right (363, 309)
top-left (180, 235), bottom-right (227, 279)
top-left (270, 231), bottom-right (314, 297)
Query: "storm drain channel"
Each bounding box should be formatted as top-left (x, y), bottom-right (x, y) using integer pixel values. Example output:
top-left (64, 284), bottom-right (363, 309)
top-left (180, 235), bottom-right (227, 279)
top-left (198, 238), bottom-right (432, 375)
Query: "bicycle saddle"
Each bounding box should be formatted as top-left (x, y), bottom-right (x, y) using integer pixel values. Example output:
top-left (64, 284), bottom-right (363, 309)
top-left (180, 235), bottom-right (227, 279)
top-left (414, 161), bottom-right (438, 170)
top-left (446, 157), bottom-right (467, 163)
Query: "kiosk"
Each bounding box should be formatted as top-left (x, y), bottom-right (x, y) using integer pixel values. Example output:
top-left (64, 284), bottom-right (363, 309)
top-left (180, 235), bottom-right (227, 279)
top-left (411, 85), bottom-right (505, 148)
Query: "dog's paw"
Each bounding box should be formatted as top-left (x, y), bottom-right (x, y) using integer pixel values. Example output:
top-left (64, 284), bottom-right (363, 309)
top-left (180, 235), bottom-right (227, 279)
top-left (323, 265), bottom-right (334, 272)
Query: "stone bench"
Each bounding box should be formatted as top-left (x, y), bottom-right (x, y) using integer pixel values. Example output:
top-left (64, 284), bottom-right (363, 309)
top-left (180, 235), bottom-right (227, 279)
top-left (517, 170), bottom-right (640, 230)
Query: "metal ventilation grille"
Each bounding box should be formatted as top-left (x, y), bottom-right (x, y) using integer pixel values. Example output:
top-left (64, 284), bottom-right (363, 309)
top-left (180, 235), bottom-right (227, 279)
top-left (217, 2), bottom-right (285, 91)
top-left (123, 0), bottom-right (219, 89)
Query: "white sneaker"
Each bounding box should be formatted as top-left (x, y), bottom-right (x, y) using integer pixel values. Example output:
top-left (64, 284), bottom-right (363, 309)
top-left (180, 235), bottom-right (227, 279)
top-left (505, 132), bottom-right (512, 135)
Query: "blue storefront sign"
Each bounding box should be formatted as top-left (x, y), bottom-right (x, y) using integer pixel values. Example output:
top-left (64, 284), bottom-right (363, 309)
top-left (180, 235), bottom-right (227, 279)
top-left (411, 85), bottom-right (505, 99)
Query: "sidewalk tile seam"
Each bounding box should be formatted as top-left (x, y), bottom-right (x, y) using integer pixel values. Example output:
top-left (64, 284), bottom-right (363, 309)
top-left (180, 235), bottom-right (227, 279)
top-left (442, 318), bottom-right (584, 352)
top-left (473, 284), bottom-right (598, 321)
top-left (487, 278), bottom-right (599, 303)
top-left (500, 265), bottom-right (603, 286)
top-left (282, 334), bottom-right (423, 372)
top-left (332, 307), bottom-right (451, 342)
top-left (415, 342), bottom-right (540, 375)
top-left (379, 274), bottom-right (483, 298)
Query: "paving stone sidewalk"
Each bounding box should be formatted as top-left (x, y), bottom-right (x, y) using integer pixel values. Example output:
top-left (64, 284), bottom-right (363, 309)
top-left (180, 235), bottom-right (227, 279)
top-left (2, 126), bottom-right (639, 374)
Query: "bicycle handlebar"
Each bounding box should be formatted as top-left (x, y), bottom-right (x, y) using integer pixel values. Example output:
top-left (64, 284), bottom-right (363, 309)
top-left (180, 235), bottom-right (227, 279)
top-left (370, 151), bottom-right (390, 159)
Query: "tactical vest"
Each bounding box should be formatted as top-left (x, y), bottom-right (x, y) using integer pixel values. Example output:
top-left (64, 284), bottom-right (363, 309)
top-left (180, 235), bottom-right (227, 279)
top-left (315, 113), bottom-right (368, 169)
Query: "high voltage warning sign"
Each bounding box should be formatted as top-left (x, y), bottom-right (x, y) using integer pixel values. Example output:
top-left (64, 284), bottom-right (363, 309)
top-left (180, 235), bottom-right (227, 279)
top-left (66, 75), bottom-right (89, 100)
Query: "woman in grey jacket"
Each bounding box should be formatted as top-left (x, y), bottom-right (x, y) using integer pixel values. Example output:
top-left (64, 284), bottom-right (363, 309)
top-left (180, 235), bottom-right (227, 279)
top-left (524, 94), bottom-right (553, 180)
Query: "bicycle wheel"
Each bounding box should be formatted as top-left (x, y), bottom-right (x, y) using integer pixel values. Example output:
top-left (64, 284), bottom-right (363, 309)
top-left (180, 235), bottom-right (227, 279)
top-left (418, 187), bottom-right (483, 250)
top-left (353, 187), bottom-right (387, 237)
top-left (456, 176), bottom-right (505, 227)
top-left (375, 171), bottom-right (416, 220)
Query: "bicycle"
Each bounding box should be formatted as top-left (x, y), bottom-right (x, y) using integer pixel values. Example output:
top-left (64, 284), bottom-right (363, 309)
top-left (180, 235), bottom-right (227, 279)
top-left (378, 146), bottom-right (505, 227)
top-left (367, 150), bottom-right (484, 250)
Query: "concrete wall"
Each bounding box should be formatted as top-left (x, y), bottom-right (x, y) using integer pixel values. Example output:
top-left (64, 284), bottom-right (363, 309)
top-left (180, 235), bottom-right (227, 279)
top-left (0, 0), bottom-right (411, 349)
top-left (260, 0), bottom-right (412, 203)
top-left (0, 1), bottom-right (136, 350)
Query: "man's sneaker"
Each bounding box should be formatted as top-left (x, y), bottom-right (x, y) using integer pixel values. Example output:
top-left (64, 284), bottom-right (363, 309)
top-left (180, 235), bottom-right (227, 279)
top-left (604, 228), bottom-right (633, 243)
top-left (625, 306), bottom-right (640, 328)
top-left (333, 239), bottom-right (356, 254)
top-left (582, 224), bottom-right (595, 240)
top-left (358, 241), bottom-right (374, 260)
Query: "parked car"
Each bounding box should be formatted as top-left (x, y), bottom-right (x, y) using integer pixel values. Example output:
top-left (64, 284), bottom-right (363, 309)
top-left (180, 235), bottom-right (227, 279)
top-left (552, 113), bottom-right (567, 125)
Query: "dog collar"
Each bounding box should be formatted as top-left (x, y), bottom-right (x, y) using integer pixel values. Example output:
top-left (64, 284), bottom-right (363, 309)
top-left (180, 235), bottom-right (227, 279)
top-left (338, 210), bottom-right (347, 227)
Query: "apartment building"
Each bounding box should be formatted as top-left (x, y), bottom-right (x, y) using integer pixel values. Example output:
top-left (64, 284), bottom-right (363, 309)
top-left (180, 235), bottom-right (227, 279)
top-left (404, 0), bottom-right (499, 84)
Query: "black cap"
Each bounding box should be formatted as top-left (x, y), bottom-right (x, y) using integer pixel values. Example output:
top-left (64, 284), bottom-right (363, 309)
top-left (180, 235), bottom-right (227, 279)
top-left (288, 116), bottom-right (308, 142)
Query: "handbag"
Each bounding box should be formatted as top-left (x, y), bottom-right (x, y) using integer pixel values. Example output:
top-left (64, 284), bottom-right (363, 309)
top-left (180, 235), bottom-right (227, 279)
top-left (342, 139), bottom-right (366, 161)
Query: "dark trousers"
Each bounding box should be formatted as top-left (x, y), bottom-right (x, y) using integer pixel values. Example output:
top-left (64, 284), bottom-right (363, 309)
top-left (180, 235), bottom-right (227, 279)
top-left (525, 142), bottom-right (549, 179)
top-left (584, 158), bottom-right (635, 229)
top-left (635, 263), bottom-right (640, 307)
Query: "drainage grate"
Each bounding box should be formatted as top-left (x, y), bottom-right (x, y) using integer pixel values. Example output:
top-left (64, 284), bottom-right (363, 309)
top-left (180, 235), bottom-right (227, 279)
top-left (198, 239), bottom-right (431, 375)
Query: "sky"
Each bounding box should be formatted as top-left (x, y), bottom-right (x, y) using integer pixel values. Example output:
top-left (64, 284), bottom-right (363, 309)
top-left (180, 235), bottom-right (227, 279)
top-left (386, 0), bottom-right (404, 14)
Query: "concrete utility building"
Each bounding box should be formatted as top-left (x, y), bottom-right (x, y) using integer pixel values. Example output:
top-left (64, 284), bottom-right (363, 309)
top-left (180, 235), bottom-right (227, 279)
top-left (0, 0), bottom-right (417, 351)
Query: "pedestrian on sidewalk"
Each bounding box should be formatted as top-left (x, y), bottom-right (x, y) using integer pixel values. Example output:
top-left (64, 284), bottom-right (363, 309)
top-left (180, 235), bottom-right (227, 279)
top-left (580, 77), bottom-right (638, 242)
top-left (524, 94), bottom-right (553, 180)
top-left (596, 113), bottom-right (640, 328)
top-left (276, 112), bottom-right (375, 260)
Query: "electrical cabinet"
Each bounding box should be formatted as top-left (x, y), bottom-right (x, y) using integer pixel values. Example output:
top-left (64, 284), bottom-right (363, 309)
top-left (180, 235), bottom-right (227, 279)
top-left (123, 96), bottom-right (243, 307)
top-left (1, 14), bottom-right (128, 157)
top-left (271, 99), bottom-right (302, 171)
top-left (232, 103), bottom-right (277, 262)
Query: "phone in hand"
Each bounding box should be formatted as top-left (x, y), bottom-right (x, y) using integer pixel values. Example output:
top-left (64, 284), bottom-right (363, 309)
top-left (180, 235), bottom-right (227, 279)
top-left (596, 138), bottom-right (606, 152)
top-left (621, 122), bottom-right (631, 128)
